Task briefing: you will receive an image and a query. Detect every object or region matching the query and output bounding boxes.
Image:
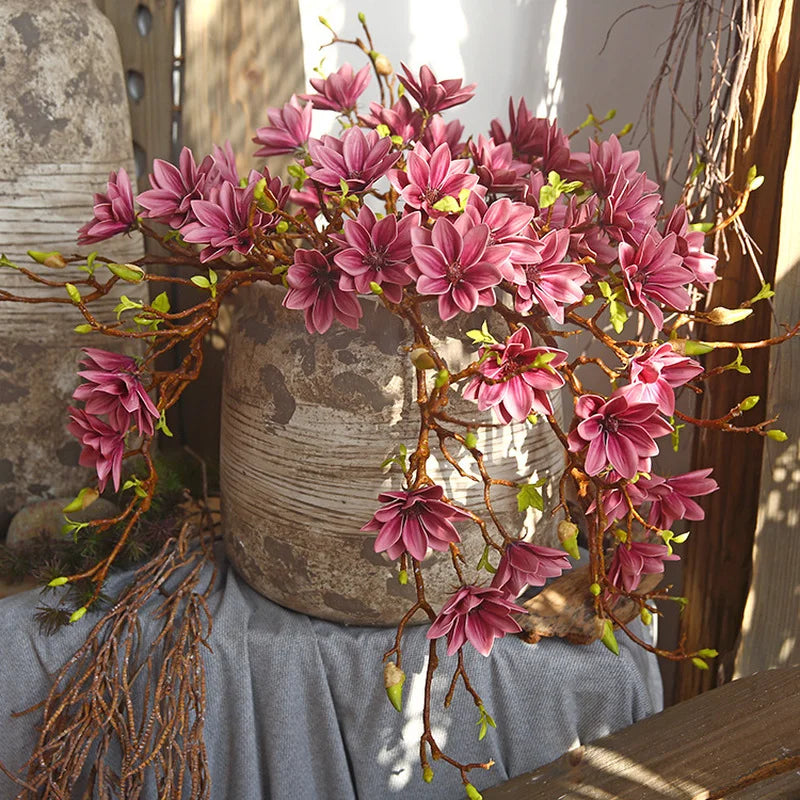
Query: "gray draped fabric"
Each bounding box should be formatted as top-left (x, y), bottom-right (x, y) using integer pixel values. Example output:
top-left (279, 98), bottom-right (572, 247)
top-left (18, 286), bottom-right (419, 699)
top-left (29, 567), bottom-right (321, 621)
top-left (0, 559), bottom-right (662, 799)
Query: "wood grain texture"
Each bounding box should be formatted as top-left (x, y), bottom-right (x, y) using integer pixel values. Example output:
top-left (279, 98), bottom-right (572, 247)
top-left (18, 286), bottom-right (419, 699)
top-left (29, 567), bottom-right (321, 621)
top-left (177, 0), bottom-right (306, 466)
top-left (735, 67), bottom-right (800, 678)
top-left (485, 666), bottom-right (800, 799)
top-left (94, 0), bottom-right (177, 189)
top-left (675, 0), bottom-right (800, 700)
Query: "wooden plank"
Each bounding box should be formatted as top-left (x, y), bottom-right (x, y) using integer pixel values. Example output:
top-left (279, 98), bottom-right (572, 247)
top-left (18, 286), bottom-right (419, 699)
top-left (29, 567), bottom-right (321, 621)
top-left (179, 0), bottom-right (306, 466)
top-left (485, 666), bottom-right (800, 799)
top-left (93, 0), bottom-right (177, 190)
top-left (675, 0), bottom-right (800, 700)
top-left (735, 57), bottom-right (800, 678)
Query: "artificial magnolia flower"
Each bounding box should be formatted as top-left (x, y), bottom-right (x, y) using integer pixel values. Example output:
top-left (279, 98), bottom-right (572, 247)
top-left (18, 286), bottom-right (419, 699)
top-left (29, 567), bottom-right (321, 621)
top-left (463, 326), bottom-right (567, 423)
top-left (362, 484), bottom-right (471, 561)
top-left (492, 540), bottom-right (572, 595)
top-left (426, 585), bottom-right (524, 656)
top-left (77, 168), bottom-right (137, 245)
top-left (300, 62), bottom-right (371, 113)
top-left (397, 63), bottom-right (476, 114)
top-left (607, 540), bottom-right (679, 592)
top-left (253, 95), bottom-right (313, 157)
top-left (73, 348), bottom-right (159, 436)
top-left (283, 248), bottom-right (362, 334)
top-left (67, 407), bottom-right (126, 493)
top-left (567, 391), bottom-right (672, 480)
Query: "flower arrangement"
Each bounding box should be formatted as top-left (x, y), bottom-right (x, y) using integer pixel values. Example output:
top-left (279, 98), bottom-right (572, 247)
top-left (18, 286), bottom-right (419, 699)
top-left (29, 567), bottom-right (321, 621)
top-left (2, 14), bottom-right (796, 796)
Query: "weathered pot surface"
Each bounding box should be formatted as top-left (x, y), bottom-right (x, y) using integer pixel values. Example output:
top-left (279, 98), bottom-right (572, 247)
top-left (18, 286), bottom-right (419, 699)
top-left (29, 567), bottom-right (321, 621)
top-left (221, 283), bottom-right (566, 625)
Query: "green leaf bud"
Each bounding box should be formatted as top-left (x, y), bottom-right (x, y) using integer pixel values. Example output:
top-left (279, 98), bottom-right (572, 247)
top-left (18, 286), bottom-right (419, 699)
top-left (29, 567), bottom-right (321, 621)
top-left (107, 262), bottom-right (145, 282)
top-left (464, 431), bottom-right (478, 450)
top-left (28, 250), bottom-right (66, 268)
top-left (465, 784), bottom-right (483, 800)
top-left (640, 607), bottom-right (653, 625)
top-left (48, 577), bottom-right (69, 588)
top-left (69, 606), bottom-right (88, 624)
top-left (74, 324), bottom-right (93, 334)
top-left (557, 520), bottom-right (580, 559)
top-left (589, 582), bottom-right (601, 597)
top-left (691, 657), bottom-right (709, 671)
top-left (410, 348), bottom-right (436, 370)
top-left (738, 395), bottom-right (760, 411)
top-left (423, 767), bottom-right (434, 783)
top-left (65, 283), bottom-right (82, 304)
top-left (398, 569), bottom-right (408, 585)
top-left (434, 368), bottom-right (449, 388)
top-left (600, 619), bottom-right (619, 655)
top-left (383, 662), bottom-right (405, 713)
top-left (767, 429), bottom-right (788, 442)
top-left (63, 487), bottom-right (99, 513)
top-left (696, 648), bottom-right (718, 658)
top-left (706, 306), bottom-right (753, 325)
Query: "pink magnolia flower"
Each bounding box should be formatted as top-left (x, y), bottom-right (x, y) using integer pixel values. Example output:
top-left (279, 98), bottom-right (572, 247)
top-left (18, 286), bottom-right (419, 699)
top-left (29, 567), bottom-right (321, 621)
top-left (77, 168), bottom-right (137, 245)
top-left (67, 407), bottom-right (126, 493)
top-left (411, 216), bottom-right (507, 320)
top-left (397, 63), bottom-right (476, 114)
top-left (283, 248), bottom-right (362, 334)
top-left (624, 343), bottom-right (703, 415)
top-left (589, 470), bottom-right (651, 529)
top-left (608, 540), bottom-right (679, 592)
top-left (362, 484), bottom-right (471, 561)
top-left (137, 146), bottom-right (211, 229)
top-left (300, 63), bottom-right (371, 113)
top-left (567, 392), bottom-right (672, 480)
top-left (619, 229), bottom-right (694, 329)
top-left (601, 171), bottom-right (661, 246)
top-left (72, 348), bottom-right (159, 437)
top-left (420, 115), bottom-right (467, 156)
top-left (470, 135), bottom-right (530, 193)
top-left (253, 95), bottom-right (313, 157)
top-left (492, 541), bottom-right (572, 595)
top-left (576, 135), bottom-right (658, 197)
top-left (332, 205), bottom-right (417, 302)
top-left (206, 141), bottom-right (240, 188)
top-left (307, 127), bottom-right (399, 192)
top-left (664, 204), bottom-right (718, 288)
top-left (463, 326), bottom-right (567, 423)
top-left (426, 585), bottom-right (524, 657)
top-left (182, 171), bottom-right (289, 261)
top-left (640, 469), bottom-right (718, 530)
top-left (359, 97), bottom-right (422, 143)
top-left (389, 142), bottom-right (479, 218)
top-left (512, 228), bottom-right (589, 323)
top-left (490, 99), bottom-right (571, 174)
top-left (464, 195), bottom-right (536, 281)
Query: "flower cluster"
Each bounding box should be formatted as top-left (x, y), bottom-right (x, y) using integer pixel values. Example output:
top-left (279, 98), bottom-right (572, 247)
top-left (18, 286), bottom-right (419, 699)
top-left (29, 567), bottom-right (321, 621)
top-left (68, 349), bottom-right (159, 492)
top-left (60, 30), bottom-right (770, 788)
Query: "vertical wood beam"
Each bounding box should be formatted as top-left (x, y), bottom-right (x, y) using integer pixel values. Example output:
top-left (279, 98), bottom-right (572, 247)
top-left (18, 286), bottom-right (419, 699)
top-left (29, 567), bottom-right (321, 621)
top-left (675, 0), bottom-right (800, 700)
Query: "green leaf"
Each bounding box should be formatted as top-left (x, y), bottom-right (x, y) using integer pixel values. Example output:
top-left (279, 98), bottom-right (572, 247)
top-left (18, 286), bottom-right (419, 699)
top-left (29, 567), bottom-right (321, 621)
top-left (114, 295), bottom-right (143, 319)
top-left (690, 154), bottom-right (706, 180)
top-left (476, 545), bottom-right (496, 574)
top-left (0, 254), bottom-right (20, 269)
top-left (432, 195), bottom-right (460, 213)
top-left (696, 648), bottom-right (718, 658)
top-left (191, 275), bottom-right (211, 289)
top-left (749, 174), bottom-right (764, 191)
top-left (151, 291), bottom-right (170, 313)
top-left (74, 324), bottom-right (93, 334)
top-left (466, 320), bottom-right (497, 345)
top-left (597, 280), bottom-right (612, 299)
top-left (688, 221), bottom-right (714, 233)
top-left (749, 282), bottom-right (775, 304)
top-left (608, 300), bottom-right (628, 334)
top-left (691, 657), bottom-right (709, 671)
top-left (63, 487), bottom-right (99, 513)
top-left (375, 123), bottom-right (391, 138)
top-left (672, 532), bottom-right (690, 544)
top-left (538, 184), bottom-right (558, 209)
top-left (155, 410), bottom-right (173, 437)
top-left (517, 483), bottom-right (544, 513)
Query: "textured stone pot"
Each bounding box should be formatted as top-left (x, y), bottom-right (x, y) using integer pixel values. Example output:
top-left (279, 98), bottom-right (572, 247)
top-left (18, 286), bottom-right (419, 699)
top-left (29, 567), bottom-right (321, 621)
top-left (0, 0), bottom-right (146, 530)
top-left (221, 284), bottom-right (566, 625)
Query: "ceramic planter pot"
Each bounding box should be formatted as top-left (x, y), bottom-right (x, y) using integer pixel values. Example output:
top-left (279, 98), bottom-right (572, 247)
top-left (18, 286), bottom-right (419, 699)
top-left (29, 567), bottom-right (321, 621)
top-left (221, 283), bottom-right (566, 625)
top-left (0, 0), bottom-right (146, 530)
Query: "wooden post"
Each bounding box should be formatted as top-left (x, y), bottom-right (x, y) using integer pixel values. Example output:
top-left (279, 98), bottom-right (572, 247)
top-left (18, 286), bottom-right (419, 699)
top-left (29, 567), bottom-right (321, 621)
top-left (735, 68), bottom-right (800, 678)
top-left (674, 0), bottom-right (800, 700)
top-left (178, 0), bottom-right (306, 466)
top-left (93, 0), bottom-right (177, 190)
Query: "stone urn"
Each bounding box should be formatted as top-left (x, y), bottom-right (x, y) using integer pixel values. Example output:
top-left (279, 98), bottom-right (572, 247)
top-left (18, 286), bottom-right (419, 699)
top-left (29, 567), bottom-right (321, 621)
top-left (221, 284), bottom-right (567, 625)
top-left (0, 0), bottom-right (147, 530)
